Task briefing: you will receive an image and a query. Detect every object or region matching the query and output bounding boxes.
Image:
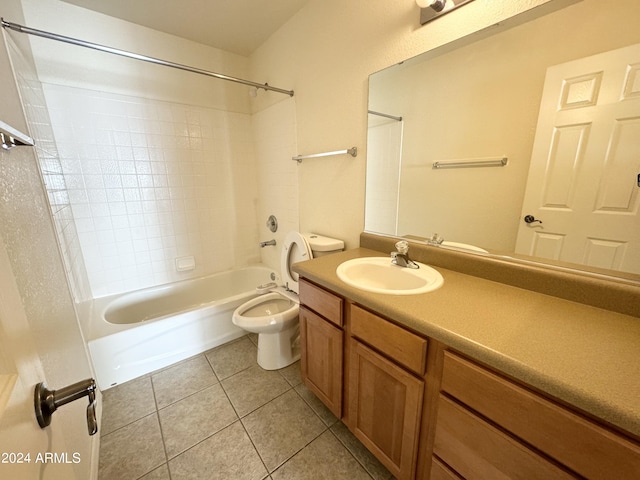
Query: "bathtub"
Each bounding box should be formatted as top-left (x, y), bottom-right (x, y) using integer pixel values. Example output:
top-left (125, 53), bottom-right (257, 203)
top-left (85, 265), bottom-right (275, 390)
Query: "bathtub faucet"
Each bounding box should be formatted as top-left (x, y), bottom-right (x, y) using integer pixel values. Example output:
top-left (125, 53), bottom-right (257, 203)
top-left (260, 239), bottom-right (276, 248)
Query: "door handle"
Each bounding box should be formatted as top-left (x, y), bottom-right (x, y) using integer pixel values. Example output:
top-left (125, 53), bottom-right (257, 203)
top-left (524, 214), bottom-right (542, 224)
top-left (34, 378), bottom-right (98, 436)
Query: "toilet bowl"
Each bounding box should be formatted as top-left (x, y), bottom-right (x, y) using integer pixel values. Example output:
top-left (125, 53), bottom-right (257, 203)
top-left (232, 231), bottom-right (343, 370)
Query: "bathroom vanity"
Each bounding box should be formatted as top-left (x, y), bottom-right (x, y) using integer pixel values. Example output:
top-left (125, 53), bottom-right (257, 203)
top-left (294, 238), bottom-right (640, 480)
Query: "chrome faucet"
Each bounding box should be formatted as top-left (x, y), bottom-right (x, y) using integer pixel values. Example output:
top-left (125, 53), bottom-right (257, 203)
top-left (391, 240), bottom-right (419, 269)
top-left (260, 239), bottom-right (276, 248)
top-left (428, 233), bottom-right (444, 245)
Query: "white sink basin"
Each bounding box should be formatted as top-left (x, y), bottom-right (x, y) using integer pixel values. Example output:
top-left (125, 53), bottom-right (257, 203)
top-left (441, 241), bottom-right (489, 253)
top-left (336, 257), bottom-right (444, 295)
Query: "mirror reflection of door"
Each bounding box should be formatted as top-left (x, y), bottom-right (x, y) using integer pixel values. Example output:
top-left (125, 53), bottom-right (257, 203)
top-left (516, 43), bottom-right (640, 273)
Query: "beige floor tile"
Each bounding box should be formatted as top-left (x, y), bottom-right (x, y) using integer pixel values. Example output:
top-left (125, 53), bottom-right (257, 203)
top-left (295, 382), bottom-right (338, 427)
top-left (139, 463), bottom-right (171, 479)
top-left (242, 389), bottom-right (326, 472)
top-left (331, 421), bottom-right (393, 480)
top-left (159, 383), bottom-right (238, 458)
top-left (222, 365), bottom-right (291, 417)
top-left (205, 336), bottom-right (257, 379)
top-left (99, 342), bottom-right (384, 480)
top-left (152, 355), bottom-right (218, 408)
top-left (279, 360), bottom-right (302, 387)
top-left (271, 430), bottom-right (373, 480)
top-left (98, 413), bottom-right (166, 480)
top-left (100, 375), bottom-right (157, 435)
top-left (168, 421), bottom-right (267, 480)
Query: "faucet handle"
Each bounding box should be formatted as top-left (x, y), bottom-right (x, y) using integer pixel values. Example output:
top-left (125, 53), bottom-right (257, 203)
top-left (394, 240), bottom-right (409, 254)
top-left (430, 233), bottom-right (444, 245)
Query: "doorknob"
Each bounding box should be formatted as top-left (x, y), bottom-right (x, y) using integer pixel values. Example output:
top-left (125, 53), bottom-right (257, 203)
top-left (524, 214), bottom-right (542, 224)
top-left (34, 378), bottom-right (98, 436)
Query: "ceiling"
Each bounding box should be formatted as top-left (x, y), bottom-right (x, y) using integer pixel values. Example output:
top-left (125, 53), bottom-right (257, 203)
top-left (60, 0), bottom-right (310, 56)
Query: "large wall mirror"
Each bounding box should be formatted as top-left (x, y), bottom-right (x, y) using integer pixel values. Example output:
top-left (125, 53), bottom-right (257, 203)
top-left (366, 0), bottom-right (640, 280)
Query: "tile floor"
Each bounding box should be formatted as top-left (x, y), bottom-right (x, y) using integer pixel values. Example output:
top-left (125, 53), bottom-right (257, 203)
top-left (98, 334), bottom-right (394, 480)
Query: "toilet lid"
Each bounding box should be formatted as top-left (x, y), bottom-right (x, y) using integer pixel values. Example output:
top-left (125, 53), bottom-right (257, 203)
top-left (281, 231), bottom-right (312, 294)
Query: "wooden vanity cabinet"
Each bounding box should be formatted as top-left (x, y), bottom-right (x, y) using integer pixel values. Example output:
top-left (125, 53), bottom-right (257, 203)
top-left (433, 351), bottom-right (640, 480)
top-left (298, 277), bottom-right (640, 480)
top-left (347, 304), bottom-right (427, 480)
top-left (299, 279), bottom-right (344, 418)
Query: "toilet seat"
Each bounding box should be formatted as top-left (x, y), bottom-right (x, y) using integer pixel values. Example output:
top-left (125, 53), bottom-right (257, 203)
top-left (281, 231), bottom-right (312, 294)
top-left (231, 231), bottom-right (317, 370)
top-left (233, 290), bottom-right (298, 333)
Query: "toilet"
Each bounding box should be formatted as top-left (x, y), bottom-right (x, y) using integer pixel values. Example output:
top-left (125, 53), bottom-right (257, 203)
top-left (232, 231), bottom-right (344, 370)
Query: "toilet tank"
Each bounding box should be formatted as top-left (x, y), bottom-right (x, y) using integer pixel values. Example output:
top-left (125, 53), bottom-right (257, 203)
top-left (303, 233), bottom-right (344, 258)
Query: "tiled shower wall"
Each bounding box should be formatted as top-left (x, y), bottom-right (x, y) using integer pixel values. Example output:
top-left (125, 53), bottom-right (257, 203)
top-left (44, 84), bottom-right (261, 297)
top-left (5, 34), bottom-right (92, 303)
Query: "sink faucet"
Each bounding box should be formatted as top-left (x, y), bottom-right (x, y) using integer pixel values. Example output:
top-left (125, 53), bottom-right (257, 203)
top-left (391, 240), bottom-right (419, 269)
top-left (428, 233), bottom-right (444, 245)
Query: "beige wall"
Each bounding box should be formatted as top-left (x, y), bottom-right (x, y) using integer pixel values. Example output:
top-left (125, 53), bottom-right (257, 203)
top-left (250, 0), bottom-right (566, 249)
top-left (368, 0), bottom-right (640, 252)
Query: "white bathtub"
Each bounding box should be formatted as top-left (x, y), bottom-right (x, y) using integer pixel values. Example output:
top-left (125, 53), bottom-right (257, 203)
top-left (85, 265), bottom-right (274, 389)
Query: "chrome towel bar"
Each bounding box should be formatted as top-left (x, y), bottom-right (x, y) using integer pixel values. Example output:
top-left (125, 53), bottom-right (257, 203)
top-left (0, 120), bottom-right (34, 150)
top-left (292, 147), bottom-right (357, 163)
top-left (432, 157), bottom-right (508, 169)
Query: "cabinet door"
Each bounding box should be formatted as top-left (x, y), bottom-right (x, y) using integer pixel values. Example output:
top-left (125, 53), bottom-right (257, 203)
top-left (299, 306), bottom-right (343, 417)
top-left (348, 339), bottom-right (424, 480)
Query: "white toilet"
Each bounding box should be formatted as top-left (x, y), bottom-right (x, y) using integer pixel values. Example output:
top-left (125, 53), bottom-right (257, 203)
top-left (232, 231), bottom-right (344, 370)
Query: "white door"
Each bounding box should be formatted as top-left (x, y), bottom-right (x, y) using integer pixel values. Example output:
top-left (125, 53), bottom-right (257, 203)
top-left (0, 150), bottom-right (97, 479)
top-left (515, 43), bottom-right (640, 274)
top-left (0, 243), bottom-right (83, 480)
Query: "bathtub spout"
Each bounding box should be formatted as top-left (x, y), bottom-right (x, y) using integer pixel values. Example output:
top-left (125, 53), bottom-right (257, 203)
top-left (260, 239), bottom-right (276, 248)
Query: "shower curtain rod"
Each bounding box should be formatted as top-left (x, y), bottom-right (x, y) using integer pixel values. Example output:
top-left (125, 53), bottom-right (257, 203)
top-left (1, 18), bottom-right (295, 97)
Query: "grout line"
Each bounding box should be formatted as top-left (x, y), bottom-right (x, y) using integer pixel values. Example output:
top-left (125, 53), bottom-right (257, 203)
top-left (326, 426), bottom-right (379, 480)
top-left (148, 375), bottom-right (171, 478)
top-left (102, 336), bottom-right (380, 480)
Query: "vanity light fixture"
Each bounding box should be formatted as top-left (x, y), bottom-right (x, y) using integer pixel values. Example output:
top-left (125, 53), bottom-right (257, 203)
top-left (416, 0), bottom-right (446, 11)
top-left (416, 0), bottom-right (475, 25)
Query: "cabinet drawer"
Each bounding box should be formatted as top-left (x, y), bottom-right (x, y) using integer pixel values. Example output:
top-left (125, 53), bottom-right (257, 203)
top-left (441, 351), bottom-right (640, 480)
top-left (350, 304), bottom-right (427, 375)
top-left (429, 457), bottom-right (461, 480)
top-left (434, 395), bottom-right (575, 480)
top-left (299, 278), bottom-right (343, 326)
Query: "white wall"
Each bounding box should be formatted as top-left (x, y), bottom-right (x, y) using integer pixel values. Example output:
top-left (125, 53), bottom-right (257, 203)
top-left (21, 0), bottom-right (251, 113)
top-left (250, 0), bottom-right (566, 249)
top-left (252, 98), bottom-right (300, 272)
top-left (19, 0), bottom-right (271, 296)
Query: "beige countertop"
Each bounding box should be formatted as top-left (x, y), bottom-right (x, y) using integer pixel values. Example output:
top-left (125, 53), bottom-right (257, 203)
top-left (293, 247), bottom-right (640, 439)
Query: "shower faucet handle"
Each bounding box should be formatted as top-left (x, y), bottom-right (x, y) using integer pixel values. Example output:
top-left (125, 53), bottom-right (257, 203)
top-left (34, 378), bottom-right (98, 436)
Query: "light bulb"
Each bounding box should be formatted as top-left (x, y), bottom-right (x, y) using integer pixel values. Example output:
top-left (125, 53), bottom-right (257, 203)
top-left (416, 0), bottom-right (447, 11)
